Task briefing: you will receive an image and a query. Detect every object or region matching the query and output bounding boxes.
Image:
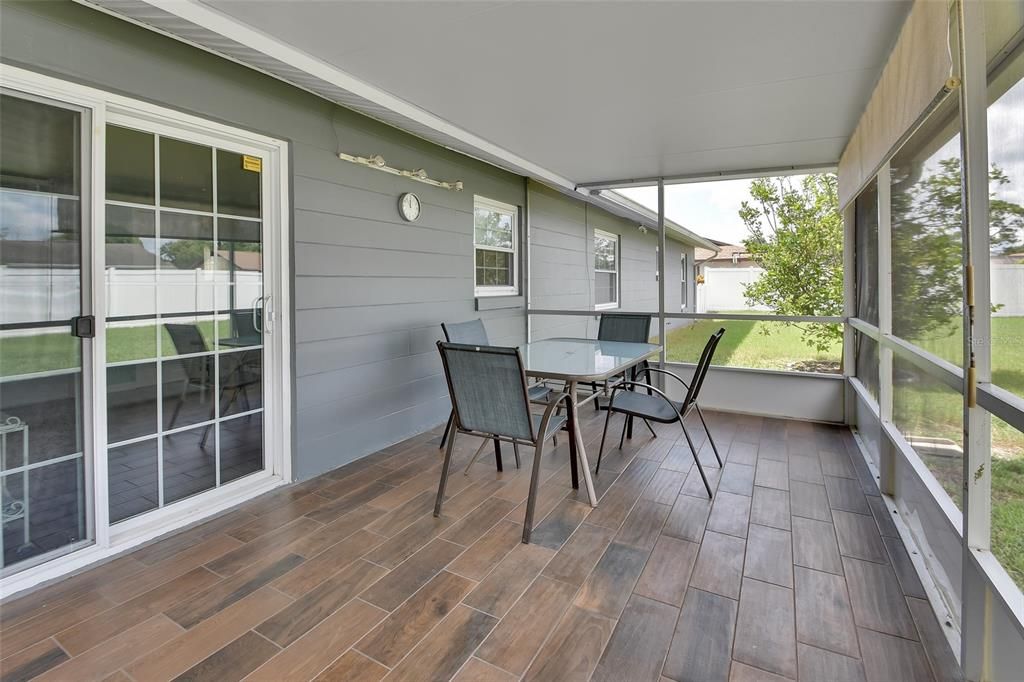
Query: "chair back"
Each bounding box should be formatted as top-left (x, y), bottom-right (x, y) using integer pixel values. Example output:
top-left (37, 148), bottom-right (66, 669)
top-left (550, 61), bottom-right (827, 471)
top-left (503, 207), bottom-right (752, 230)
top-left (437, 341), bottom-right (534, 441)
top-left (683, 328), bottom-right (725, 409)
top-left (231, 309), bottom-right (258, 340)
top-left (164, 323), bottom-right (212, 384)
top-left (164, 323), bottom-right (208, 355)
top-left (598, 313), bottom-right (652, 344)
top-left (442, 319), bottom-right (490, 345)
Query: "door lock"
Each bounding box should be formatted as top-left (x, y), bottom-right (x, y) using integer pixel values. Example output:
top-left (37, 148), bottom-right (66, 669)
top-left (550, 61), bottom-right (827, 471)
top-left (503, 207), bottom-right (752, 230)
top-left (71, 315), bottom-right (95, 339)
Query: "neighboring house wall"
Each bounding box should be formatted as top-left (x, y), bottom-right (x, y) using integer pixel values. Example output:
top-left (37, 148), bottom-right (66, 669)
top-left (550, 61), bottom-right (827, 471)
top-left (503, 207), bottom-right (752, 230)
top-left (0, 0), bottom-right (528, 480)
top-left (528, 182), bottom-right (686, 340)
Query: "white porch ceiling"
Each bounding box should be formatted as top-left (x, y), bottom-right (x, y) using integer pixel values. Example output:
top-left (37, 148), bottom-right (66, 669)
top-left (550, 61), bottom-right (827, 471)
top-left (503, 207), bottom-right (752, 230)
top-left (86, 0), bottom-right (909, 188)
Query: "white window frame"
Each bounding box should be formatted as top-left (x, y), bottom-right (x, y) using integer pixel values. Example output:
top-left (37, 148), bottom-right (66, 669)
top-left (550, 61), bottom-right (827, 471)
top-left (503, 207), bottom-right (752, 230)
top-left (681, 253), bottom-right (688, 309)
top-left (594, 229), bottom-right (620, 310)
top-left (473, 195), bottom-right (519, 297)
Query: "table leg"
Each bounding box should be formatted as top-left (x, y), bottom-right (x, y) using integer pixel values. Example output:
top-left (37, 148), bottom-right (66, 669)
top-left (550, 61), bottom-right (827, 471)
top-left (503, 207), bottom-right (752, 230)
top-left (567, 380), bottom-right (598, 506)
top-left (493, 438), bottom-right (503, 472)
top-left (566, 396), bottom-right (579, 490)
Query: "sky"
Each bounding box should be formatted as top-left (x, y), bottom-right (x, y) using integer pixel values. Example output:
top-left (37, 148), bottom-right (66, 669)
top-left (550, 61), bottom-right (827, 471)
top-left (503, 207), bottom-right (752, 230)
top-left (618, 176), bottom-right (807, 246)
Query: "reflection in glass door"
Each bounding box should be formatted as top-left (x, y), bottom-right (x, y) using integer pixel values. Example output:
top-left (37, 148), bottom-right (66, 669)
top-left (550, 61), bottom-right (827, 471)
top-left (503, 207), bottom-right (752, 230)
top-left (0, 92), bottom-right (91, 573)
top-left (104, 124), bottom-right (266, 524)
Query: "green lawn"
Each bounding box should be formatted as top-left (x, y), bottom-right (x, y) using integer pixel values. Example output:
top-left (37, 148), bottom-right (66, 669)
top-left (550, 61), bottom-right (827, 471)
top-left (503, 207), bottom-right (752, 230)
top-left (663, 317), bottom-right (843, 373)
top-left (0, 320), bottom-right (228, 376)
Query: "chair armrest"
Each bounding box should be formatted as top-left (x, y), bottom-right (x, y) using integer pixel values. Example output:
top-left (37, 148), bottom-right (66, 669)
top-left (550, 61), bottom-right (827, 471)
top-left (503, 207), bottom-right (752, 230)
top-left (635, 366), bottom-right (690, 389)
top-left (536, 391), bottom-right (572, 442)
top-left (609, 381), bottom-right (683, 418)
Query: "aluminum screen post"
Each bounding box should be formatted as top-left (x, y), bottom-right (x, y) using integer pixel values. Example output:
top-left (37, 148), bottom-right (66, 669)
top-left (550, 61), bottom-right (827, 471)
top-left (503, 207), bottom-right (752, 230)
top-left (657, 179), bottom-right (667, 375)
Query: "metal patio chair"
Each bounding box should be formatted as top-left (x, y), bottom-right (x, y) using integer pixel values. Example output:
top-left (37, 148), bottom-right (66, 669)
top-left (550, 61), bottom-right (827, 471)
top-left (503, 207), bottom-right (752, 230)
top-left (438, 319), bottom-right (552, 470)
top-left (596, 328), bottom-right (725, 497)
top-left (433, 341), bottom-right (575, 543)
top-left (590, 312), bottom-right (656, 438)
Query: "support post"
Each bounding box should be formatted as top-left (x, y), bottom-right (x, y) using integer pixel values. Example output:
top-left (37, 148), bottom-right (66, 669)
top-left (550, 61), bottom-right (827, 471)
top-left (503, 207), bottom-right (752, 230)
top-left (877, 164), bottom-right (896, 495)
top-left (657, 179), bottom-right (666, 371)
top-left (523, 177), bottom-right (532, 343)
top-left (958, 0), bottom-right (992, 678)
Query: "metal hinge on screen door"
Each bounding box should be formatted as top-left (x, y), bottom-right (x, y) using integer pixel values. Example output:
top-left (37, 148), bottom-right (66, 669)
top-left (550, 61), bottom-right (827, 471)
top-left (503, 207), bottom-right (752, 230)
top-left (70, 315), bottom-right (95, 338)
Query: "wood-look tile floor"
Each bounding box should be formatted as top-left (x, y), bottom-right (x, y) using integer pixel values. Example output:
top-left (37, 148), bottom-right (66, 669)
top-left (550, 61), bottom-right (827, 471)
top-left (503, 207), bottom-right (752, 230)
top-left (0, 410), bottom-right (961, 682)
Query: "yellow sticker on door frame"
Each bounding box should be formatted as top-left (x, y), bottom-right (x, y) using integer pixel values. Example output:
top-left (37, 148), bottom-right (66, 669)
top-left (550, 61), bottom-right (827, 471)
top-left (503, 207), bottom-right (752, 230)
top-left (242, 155), bottom-right (262, 172)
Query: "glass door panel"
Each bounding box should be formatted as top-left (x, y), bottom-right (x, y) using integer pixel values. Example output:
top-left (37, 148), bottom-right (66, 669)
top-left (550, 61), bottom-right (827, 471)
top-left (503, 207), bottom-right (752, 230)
top-left (105, 125), bottom-right (265, 525)
top-left (0, 92), bottom-right (90, 572)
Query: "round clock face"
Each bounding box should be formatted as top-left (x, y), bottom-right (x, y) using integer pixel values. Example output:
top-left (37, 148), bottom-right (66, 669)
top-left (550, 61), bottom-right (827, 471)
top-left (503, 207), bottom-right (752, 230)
top-left (398, 192), bottom-right (421, 222)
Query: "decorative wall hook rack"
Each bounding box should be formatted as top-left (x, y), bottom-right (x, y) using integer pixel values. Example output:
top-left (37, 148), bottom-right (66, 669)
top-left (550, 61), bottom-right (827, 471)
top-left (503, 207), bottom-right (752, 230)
top-left (337, 151), bottom-right (463, 191)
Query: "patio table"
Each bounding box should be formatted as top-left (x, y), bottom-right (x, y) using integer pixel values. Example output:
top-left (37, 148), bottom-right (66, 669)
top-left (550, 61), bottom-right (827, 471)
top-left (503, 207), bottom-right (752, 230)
top-left (519, 337), bottom-right (661, 507)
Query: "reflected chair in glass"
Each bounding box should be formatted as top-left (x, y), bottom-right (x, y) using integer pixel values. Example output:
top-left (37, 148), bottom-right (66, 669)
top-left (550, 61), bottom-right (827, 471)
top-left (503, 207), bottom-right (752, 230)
top-left (434, 341), bottom-right (575, 543)
top-left (229, 308), bottom-right (259, 344)
top-left (438, 319), bottom-right (552, 470)
top-left (164, 323), bottom-right (258, 448)
top-left (164, 323), bottom-right (215, 432)
top-left (596, 328), bottom-right (725, 497)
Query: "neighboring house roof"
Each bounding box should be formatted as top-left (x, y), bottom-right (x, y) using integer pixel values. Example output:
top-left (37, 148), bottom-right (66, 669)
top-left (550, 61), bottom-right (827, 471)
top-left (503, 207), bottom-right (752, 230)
top-left (108, 243), bottom-right (158, 267)
top-left (600, 191), bottom-right (719, 252)
top-left (695, 243), bottom-right (752, 263)
top-left (215, 250), bottom-right (262, 271)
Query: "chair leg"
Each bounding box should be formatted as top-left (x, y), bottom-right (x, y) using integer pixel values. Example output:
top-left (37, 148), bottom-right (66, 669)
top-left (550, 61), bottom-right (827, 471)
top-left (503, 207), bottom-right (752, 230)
top-left (462, 437), bottom-right (491, 475)
top-left (522, 437), bottom-right (547, 543)
top-left (643, 419), bottom-right (657, 438)
top-left (493, 439), bottom-right (503, 472)
top-left (596, 405), bottom-right (614, 475)
top-left (681, 422), bottom-right (713, 498)
top-left (513, 442), bottom-right (521, 469)
top-left (695, 405), bottom-right (723, 467)
top-left (618, 414), bottom-right (628, 449)
top-left (440, 411), bottom-right (454, 450)
top-left (591, 382), bottom-right (600, 412)
top-left (434, 430), bottom-right (458, 516)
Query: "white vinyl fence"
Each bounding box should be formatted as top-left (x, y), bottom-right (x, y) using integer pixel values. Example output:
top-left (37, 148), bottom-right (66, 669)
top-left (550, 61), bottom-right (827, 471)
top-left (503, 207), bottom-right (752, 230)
top-left (0, 267), bottom-right (262, 328)
top-left (992, 263), bottom-right (1024, 316)
top-left (697, 263), bottom-right (1024, 316)
top-left (696, 266), bottom-right (770, 313)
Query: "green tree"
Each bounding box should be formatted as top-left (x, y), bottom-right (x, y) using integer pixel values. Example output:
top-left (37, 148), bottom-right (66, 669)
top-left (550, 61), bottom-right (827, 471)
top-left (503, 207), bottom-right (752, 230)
top-left (891, 159), bottom-right (1024, 342)
top-left (739, 173), bottom-right (843, 352)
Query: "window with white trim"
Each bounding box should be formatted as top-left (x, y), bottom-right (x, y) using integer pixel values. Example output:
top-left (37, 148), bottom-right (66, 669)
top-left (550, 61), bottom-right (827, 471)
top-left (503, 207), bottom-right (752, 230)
top-left (594, 229), bottom-right (619, 309)
top-left (681, 253), bottom-right (688, 309)
top-left (473, 196), bottom-right (518, 296)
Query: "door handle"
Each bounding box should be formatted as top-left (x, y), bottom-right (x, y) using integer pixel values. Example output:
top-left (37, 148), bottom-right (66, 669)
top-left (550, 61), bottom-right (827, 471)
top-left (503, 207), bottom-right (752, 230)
top-left (264, 295), bottom-right (274, 335)
top-left (251, 296), bottom-right (263, 334)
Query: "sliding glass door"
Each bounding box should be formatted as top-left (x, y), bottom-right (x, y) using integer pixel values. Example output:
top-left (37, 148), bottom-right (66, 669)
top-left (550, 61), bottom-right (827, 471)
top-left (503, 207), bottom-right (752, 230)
top-left (103, 121), bottom-right (268, 526)
top-left (0, 69), bottom-right (288, 583)
top-left (0, 91), bottom-right (93, 573)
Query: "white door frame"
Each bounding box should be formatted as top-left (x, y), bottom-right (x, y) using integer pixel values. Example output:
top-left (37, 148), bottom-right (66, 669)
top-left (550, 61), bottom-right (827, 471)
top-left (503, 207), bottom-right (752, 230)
top-left (0, 64), bottom-right (292, 599)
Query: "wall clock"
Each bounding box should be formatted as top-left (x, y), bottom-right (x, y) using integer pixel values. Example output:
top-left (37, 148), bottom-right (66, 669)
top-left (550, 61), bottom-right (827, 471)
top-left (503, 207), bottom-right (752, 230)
top-left (398, 192), bottom-right (421, 222)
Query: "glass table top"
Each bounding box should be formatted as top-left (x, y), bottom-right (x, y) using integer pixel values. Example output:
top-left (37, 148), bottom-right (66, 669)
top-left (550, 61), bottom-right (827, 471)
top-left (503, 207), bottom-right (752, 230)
top-left (520, 337), bottom-right (661, 381)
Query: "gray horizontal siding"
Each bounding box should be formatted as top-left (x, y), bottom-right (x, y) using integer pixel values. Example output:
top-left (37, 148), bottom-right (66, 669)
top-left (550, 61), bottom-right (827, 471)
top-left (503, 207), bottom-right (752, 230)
top-left (1, 0), bottom-right (525, 480)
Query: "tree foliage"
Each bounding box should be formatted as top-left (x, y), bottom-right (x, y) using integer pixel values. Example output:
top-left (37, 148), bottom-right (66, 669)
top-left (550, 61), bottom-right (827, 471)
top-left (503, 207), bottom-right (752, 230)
top-left (890, 159), bottom-right (1024, 341)
top-left (737, 164), bottom-right (1024, 353)
top-left (739, 173), bottom-right (843, 351)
